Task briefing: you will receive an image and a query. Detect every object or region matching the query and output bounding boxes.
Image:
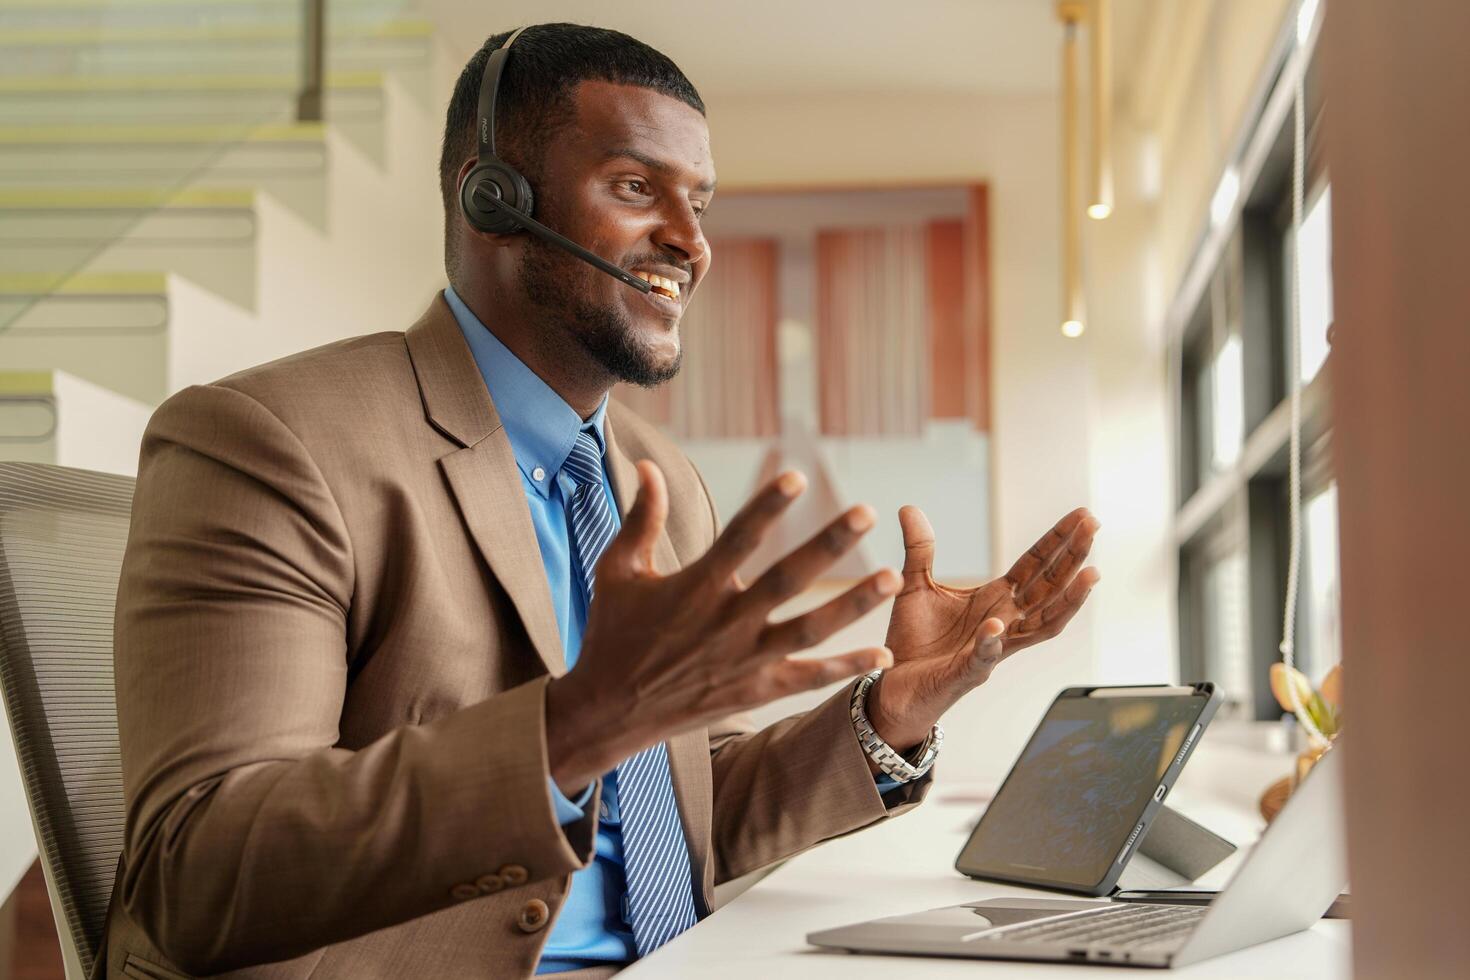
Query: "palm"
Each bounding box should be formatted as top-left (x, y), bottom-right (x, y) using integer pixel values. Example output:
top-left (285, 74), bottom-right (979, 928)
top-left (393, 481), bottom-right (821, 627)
top-left (869, 506), bottom-right (1100, 749)
top-left (885, 575), bottom-right (1017, 678)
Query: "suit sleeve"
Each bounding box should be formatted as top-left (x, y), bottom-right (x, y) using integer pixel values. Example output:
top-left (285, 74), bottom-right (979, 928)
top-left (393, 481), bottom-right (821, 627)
top-left (686, 464), bottom-right (932, 885)
top-left (114, 384), bottom-right (598, 975)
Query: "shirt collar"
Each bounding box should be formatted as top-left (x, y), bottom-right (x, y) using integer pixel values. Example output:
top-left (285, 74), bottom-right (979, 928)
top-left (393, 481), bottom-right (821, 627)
top-left (444, 286), bottom-right (608, 498)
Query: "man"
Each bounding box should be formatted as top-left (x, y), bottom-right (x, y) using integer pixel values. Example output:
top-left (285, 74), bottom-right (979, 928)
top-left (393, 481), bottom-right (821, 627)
top-left (102, 23), bottom-right (1099, 980)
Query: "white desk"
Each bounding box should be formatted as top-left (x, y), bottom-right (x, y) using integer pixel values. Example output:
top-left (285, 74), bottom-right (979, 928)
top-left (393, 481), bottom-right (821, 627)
top-left (623, 732), bottom-right (1351, 978)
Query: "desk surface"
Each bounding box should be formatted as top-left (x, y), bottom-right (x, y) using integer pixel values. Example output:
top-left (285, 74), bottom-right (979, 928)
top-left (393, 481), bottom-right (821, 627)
top-left (623, 733), bottom-right (1351, 978)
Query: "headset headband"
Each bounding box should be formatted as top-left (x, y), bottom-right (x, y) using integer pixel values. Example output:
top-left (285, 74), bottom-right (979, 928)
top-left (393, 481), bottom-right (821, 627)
top-left (477, 25), bottom-right (530, 162)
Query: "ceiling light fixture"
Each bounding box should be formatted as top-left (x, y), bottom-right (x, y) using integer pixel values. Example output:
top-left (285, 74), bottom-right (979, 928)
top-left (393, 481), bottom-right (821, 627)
top-left (1087, 0), bottom-right (1113, 221)
top-left (1058, 2), bottom-right (1088, 338)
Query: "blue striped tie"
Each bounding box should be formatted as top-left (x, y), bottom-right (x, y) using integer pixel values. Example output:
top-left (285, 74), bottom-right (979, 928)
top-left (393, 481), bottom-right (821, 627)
top-left (562, 429), bottom-right (700, 957)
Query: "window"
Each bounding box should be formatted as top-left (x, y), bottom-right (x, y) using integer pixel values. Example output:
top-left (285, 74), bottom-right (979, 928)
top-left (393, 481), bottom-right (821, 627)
top-left (1171, 29), bottom-right (1339, 718)
top-left (1293, 186), bottom-right (1334, 384)
top-left (1209, 334), bottom-right (1245, 472)
top-left (1299, 482), bottom-right (1342, 679)
top-left (1202, 547), bottom-right (1252, 716)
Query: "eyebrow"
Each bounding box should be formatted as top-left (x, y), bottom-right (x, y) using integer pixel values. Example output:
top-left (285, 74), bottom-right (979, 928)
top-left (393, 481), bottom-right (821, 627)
top-left (601, 146), bottom-right (717, 193)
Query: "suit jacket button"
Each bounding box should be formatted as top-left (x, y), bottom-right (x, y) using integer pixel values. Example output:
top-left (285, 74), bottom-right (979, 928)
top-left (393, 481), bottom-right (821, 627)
top-left (517, 898), bottom-right (550, 933)
top-left (450, 883), bottom-right (480, 901)
top-left (499, 864), bottom-right (529, 886)
top-left (476, 873), bottom-right (504, 894)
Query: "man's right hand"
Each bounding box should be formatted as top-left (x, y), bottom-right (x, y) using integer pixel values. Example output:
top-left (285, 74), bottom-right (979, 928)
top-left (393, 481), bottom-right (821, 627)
top-left (544, 461), bottom-right (900, 795)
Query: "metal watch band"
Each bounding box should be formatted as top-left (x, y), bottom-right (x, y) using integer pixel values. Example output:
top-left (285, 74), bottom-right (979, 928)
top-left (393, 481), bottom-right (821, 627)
top-left (848, 670), bottom-right (943, 783)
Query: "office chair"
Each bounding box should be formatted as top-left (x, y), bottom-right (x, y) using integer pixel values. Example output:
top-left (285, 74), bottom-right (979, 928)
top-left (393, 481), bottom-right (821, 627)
top-left (0, 462), bottom-right (134, 980)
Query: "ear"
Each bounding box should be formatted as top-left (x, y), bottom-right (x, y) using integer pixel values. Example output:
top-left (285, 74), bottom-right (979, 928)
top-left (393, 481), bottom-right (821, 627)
top-left (455, 157), bottom-right (518, 248)
top-left (455, 156), bottom-right (479, 193)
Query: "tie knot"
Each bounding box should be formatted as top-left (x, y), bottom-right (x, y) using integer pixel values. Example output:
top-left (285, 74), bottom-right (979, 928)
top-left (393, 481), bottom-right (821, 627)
top-left (562, 429), bottom-right (604, 488)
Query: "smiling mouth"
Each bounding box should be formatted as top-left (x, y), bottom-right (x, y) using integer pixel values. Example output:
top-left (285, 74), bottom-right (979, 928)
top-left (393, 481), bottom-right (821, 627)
top-left (631, 270), bottom-right (681, 300)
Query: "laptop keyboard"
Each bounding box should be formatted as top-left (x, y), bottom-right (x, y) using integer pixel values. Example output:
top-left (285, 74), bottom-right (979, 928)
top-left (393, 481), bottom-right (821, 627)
top-left (987, 904), bottom-right (1205, 950)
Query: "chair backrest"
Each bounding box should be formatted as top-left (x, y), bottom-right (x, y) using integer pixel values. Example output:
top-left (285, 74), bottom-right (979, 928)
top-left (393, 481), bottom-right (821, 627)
top-left (0, 462), bottom-right (134, 980)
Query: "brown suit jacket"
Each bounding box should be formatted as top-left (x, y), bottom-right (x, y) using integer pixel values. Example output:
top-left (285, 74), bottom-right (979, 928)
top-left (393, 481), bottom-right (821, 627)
top-left (100, 295), bottom-right (928, 979)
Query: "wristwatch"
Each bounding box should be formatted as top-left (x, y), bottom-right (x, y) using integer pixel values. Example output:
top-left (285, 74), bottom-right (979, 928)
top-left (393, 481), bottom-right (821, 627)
top-left (849, 670), bottom-right (942, 783)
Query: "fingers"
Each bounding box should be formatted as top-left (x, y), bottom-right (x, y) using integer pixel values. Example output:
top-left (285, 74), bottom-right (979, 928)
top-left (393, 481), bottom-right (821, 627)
top-left (696, 471), bottom-right (806, 586)
top-left (757, 568), bottom-right (902, 657)
top-left (764, 646), bottom-right (894, 698)
top-left (598, 460), bottom-right (668, 579)
top-left (1009, 567), bottom-right (1100, 649)
top-left (1004, 507), bottom-right (1094, 591)
top-left (736, 504), bottom-right (881, 615)
top-left (898, 505), bottom-right (936, 580)
top-left (964, 616), bottom-right (1009, 680)
top-left (1015, 513), bottom-right (1100, 609)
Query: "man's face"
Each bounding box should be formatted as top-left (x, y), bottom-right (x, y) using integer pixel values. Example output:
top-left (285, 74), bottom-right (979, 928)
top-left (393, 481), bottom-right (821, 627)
top-left (516, 80), bottom-right (715, 387)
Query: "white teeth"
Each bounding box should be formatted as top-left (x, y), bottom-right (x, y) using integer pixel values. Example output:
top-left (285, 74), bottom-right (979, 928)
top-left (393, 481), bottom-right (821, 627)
top-left (634, 271), bottom-right (680, 299)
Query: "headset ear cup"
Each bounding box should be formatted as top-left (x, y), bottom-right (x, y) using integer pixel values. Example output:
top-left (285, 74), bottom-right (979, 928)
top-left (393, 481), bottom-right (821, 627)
top-left (460, 161), bottom-right (535, 235)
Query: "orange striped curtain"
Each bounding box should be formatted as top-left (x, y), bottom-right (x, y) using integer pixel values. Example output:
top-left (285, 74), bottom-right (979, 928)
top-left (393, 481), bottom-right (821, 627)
top-left (962, 185), bottom-right (992, 432)
top-left (815, 187), bottom-right (990, 437)
top-left (927, 219), bottom-right (968, 419)
top-left (816, 226), bottom-right (928, 436)
top-left (615, 237), bottom-right (779, 439)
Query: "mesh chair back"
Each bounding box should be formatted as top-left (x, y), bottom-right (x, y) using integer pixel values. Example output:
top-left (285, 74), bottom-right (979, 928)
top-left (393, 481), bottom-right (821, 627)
top-left (0, 462), bottom-right (134, 978)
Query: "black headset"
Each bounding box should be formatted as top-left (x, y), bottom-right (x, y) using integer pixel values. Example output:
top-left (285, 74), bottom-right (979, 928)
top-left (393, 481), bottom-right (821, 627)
top-left (458, 25), bottom-right (652, 294)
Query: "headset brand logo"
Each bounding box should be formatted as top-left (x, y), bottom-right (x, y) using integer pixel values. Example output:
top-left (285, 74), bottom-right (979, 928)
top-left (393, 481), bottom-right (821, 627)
top-left (480, 118), bottom-right (488, 144)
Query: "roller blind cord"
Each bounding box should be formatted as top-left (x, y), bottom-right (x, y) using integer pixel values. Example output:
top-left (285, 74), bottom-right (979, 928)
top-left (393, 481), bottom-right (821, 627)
top-left (1280, 0), bottom-right (1327, 747)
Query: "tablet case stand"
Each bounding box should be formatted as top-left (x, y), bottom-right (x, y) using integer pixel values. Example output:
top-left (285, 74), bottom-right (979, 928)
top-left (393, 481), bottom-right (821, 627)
top-left (1113, 804), bottom-right (1238, 891)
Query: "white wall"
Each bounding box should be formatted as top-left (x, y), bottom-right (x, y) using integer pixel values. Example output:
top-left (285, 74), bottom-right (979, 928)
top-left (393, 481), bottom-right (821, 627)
top-left (1081, 119), bottom-right (1177, 686)
top-left (51, 372), bottom-right (152, 478)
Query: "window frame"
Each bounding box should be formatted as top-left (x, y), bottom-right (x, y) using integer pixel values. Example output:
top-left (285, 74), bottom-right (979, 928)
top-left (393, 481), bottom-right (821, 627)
top-left (1168, 11), bottom-right (1337, 720)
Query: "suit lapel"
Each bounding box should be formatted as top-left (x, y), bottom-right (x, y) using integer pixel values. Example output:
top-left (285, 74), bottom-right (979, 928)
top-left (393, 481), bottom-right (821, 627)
top-left (602, 419), bottom-right (679, 576)
top-left (406, 296), bottom-right (565, 676)
top-left (439, 443), bottom-right (566, 676)
top-left (663, 726), bottom-right (714, 910)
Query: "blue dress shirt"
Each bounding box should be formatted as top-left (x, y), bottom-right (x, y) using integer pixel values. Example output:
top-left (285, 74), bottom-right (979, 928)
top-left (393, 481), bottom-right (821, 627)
top-left (445, 286), bottom-right (902, 973)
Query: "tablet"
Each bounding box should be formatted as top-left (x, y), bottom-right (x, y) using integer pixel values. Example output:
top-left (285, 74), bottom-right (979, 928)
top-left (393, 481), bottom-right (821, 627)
top-left (954, 683), bottom-right (1221, 897)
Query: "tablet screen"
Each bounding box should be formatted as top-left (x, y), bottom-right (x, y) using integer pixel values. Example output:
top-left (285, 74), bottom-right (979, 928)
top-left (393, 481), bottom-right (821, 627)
top-left (955, 690), bottom-right (1212, 891)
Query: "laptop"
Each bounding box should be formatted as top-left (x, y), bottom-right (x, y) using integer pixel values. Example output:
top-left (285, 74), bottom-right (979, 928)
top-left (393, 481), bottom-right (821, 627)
top-left (807, 739), bottom-right (1345, 968)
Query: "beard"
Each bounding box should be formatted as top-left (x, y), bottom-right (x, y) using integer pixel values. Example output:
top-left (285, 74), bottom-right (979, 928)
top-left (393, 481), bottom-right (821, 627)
top-left (518, 231), bottom-right (683, 389)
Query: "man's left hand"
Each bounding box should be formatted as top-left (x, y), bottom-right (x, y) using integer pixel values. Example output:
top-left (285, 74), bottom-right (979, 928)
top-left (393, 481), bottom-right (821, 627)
top-left (866, 506), bottom-right (1101, 752)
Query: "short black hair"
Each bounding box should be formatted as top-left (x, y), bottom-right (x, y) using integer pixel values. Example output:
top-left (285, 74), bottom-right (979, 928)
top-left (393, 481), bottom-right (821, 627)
top-left (439, 23), bottom-right (706, 283)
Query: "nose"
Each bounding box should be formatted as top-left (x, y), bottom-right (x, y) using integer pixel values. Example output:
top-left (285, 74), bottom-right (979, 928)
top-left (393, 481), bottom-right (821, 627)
top-left (652, 199), bottom-right (707, 269)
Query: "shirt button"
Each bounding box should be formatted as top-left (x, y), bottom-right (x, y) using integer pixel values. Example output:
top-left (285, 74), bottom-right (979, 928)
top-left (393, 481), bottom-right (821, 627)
top-left (598, 801), bottom-right (611, 820)
top-left (532, 466), bottom-right (546, 482)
